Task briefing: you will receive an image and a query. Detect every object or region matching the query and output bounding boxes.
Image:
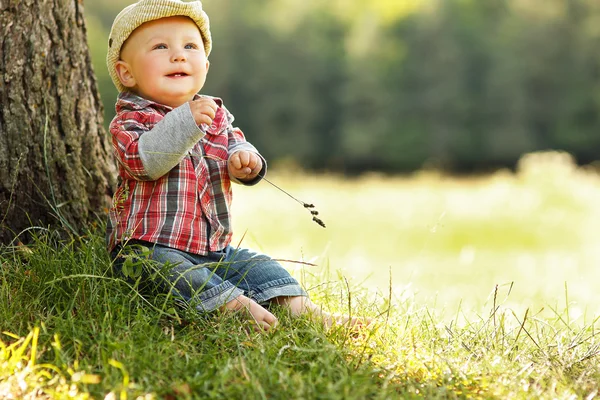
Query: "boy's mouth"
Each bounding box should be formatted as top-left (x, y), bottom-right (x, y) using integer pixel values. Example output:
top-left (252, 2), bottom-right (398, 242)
top-left (167, 72), bottom-right (188, 77)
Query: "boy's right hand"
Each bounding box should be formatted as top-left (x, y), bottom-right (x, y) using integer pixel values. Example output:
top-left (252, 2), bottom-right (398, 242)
top-left (224, 295), bottom-right (278, 332)
top-left (189, 98), bottom-right (219, 127)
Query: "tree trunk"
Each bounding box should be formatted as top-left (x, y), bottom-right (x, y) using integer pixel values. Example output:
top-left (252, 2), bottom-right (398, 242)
top-left (0, 0), bottom-right (116, 244)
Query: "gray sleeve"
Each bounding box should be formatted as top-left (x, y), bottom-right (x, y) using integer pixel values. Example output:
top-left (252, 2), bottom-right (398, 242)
top-left (138, 103), bottom-right (205, 180)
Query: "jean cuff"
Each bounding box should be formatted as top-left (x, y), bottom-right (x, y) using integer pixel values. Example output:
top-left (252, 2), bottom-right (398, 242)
top-left (249, 277), bottom-right (308, 304)
top-left (195, 281), bottom-right (245, 313)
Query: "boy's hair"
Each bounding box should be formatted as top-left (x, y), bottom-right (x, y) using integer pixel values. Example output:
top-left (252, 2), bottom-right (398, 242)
top-left (106, 0), bottom-right (212, 92)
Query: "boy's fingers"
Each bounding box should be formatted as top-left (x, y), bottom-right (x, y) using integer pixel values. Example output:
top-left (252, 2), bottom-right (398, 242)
top-left (253, 318), bottom-right (277, 332)
top-left (200, 104), bottom-right (216, 121)
top-left (191, 100), bottom-right (217, 118)
top-left (199, 115), bottom-right (212, 126)
top-left (229, 153), bottom-right (242, 169)
top-left (256, 322), bottom-right (270, 332)
top-left (266, 314), bottom-right (278, 327)
top-left (254, 156), bottom-right (262, 169)
top-left (189, 100), bottom-right (218, 127)
top-left (246, 154), bottom-right (258, 169)
top-left (238, 151), bottom-right (250, 167)
top-left (207, 99), bottom-right (218, 109)
top-left (192, 98), bottom-right (218, 110)
top-left (249, 157), bottom-right (262, 176)
top-left (206, 107), bottom-right (216, 120)
top-left (250, 164), bottom-right (262, 176)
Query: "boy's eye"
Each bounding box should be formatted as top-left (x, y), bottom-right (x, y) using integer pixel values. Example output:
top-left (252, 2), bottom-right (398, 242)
top-left (185, 43), bottom-right (199, 50)
top-left (153, 44), bottom-right (167, 50)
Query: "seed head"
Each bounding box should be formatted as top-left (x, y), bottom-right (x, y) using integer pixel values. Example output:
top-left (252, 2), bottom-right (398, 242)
top-left (258, 174), bottom-right (326, 228)
top-left (312, 216), bottom-right (326, 228)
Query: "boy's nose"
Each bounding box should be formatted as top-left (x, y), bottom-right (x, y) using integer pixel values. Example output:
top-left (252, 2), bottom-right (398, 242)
top-left (171, 51), bottom-right (187, 62)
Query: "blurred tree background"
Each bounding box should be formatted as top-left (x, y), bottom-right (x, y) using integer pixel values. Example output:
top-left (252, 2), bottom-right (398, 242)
top-left (84, 0), bottom-right (600, 174)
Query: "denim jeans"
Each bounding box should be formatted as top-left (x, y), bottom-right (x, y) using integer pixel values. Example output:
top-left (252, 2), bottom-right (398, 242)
top-left (111, 241), bottom-right (307, 312)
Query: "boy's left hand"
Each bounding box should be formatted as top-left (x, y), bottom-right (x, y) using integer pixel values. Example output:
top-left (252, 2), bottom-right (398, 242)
top-left (228, 150), bottom-right (262, 181)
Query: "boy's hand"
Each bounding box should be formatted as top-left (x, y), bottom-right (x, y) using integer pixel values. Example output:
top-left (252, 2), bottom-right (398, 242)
top-left (224, 295), bottom-right (278, 332)
top-left (228, 150), bottom-right (262, 181)
top-left (189, 98), bottom-right (218, 127)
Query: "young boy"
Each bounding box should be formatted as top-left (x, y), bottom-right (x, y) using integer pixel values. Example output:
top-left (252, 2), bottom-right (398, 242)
top-left (105, 0), bottom-right (367, 331)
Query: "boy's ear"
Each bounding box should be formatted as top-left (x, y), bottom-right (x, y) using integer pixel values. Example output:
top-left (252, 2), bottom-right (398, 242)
top-left (115, 60), bottom-right (136, 88)
top-left (205, 59), bottom-right (210, 73)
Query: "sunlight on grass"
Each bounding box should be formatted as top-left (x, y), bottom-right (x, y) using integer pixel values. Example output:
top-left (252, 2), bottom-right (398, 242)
top-left (0, 327), bottom-right (97, 399)
top-left (232, 151), bottom-right (600, 321)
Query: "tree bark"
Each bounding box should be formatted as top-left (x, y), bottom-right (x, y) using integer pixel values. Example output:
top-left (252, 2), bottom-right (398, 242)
top-left (0, 0), bottom-right (116, 244)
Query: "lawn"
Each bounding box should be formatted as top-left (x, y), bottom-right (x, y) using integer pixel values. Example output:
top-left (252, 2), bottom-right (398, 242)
top-left (2, 151), bottom-right (599, 399)
top-left (232, 151), bottom-right (600, 322)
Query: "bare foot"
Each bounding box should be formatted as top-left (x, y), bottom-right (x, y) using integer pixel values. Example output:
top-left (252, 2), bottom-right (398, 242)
top-left (272, 296), bottom-right (373, 330)
top-left (223, 295), bottom-right (278, 332)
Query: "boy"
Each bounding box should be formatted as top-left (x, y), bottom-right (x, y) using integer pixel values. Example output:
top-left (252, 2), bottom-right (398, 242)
top-left (105, 0), bottom-right (364, 331)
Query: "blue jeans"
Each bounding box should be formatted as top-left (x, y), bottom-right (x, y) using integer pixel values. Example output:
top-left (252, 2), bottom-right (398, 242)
top-left (111, 241), bottom-right (307, 312)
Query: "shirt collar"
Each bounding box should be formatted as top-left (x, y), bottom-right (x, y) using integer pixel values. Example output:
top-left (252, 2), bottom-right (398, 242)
top-left (116, 92), bottom-right (223, 113)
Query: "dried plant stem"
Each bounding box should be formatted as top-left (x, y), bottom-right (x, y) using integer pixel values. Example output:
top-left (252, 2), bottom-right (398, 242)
top-left (258, 173), bottom-right (326, 228)
top-left (258, 174), bottom-right (305, 207)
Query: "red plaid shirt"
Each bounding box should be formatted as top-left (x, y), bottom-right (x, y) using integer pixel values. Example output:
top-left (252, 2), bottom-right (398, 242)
top-left (106, 92), bottom-right (262, 255)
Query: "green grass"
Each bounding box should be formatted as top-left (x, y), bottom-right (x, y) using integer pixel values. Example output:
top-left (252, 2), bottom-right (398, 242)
top-left (232, 151), bottom-right (600, 320)
top-left (0, 230), bottom-right (389, 399)
top-left (2, 151), bottom-right (600, 398)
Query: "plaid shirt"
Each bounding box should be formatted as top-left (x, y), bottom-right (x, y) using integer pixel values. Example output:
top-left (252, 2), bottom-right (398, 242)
top-left (106, 92), bottom-right (262, 255)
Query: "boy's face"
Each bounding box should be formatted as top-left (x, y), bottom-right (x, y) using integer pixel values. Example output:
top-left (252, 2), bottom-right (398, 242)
top-left (115, 16), bottom-right (209, 108)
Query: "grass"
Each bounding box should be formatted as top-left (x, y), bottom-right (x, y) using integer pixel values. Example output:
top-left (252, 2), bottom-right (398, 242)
top-left (233, 151), bottom-right (600, 320)
top-left (2, 151), bottom-right (600, 398)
